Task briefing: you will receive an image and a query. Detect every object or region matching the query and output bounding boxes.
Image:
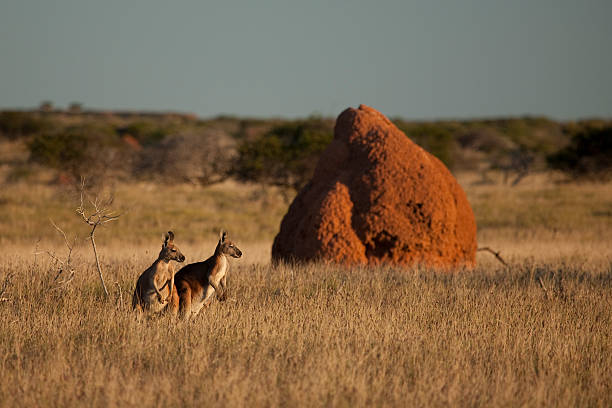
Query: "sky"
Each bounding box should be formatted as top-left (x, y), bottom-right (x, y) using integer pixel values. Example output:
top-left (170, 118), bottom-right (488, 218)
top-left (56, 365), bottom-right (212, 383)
top-left (1, 0), bottom-right (611, 120)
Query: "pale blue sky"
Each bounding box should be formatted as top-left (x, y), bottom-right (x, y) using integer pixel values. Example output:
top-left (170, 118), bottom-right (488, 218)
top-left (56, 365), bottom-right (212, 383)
top-left (1, 0), bottom-right (611, 119)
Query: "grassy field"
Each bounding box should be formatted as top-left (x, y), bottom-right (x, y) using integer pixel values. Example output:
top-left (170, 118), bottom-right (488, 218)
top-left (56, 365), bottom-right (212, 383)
top-left (0, 172), bottom-right (611, 407)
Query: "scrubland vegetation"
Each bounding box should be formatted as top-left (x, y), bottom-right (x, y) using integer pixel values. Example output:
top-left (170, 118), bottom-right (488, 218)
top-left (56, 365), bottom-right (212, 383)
top-left (0, 109), bottom-right (611, 406)
top-left (1, 109), bottom-right (611, 191)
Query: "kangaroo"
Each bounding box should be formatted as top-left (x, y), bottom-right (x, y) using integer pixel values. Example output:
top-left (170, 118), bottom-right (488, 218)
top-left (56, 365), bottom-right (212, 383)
top-left (132, 231), bottom-right (185, 314)
top-left (170, 230), bottom-right (242, 319)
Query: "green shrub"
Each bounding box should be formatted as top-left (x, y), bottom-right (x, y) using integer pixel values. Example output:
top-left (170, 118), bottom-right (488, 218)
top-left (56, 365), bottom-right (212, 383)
top-left (121, 121), bottom-right (168, 145)
top-left (547, 126), bottom-right (612, 180)
top-left (234, 119), bottom-right (333, 190)
top-left (135, 129), bottom-right (235, 186)
top-left (0, 111), bottom-right (54, 139)
top-left (394, 122), bottom-right (457, 169)
top-left (29, 131), bottom-right (87, 171)
top-left (496, 118), bottom-right (564, 157)
top-left (28, 124), bottom-right (123, 179)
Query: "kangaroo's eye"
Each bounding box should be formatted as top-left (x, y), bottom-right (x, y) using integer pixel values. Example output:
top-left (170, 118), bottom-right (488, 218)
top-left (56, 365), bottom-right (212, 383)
top-left (171, 249), bottom-right (177, 252)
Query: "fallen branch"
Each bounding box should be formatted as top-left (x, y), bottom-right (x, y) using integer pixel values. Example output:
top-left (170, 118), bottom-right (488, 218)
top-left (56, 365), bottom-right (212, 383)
top-left (477, 247), bottom-right (508, 267)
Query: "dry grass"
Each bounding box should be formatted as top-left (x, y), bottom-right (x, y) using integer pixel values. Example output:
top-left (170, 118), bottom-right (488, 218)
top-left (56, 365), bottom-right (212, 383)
top-left (0, 179), bottom-right (289, 245)
top-left (0, 172), bottom-right (611, 407)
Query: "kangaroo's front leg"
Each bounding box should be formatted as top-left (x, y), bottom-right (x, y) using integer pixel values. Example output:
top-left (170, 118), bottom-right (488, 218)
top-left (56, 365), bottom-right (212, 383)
top-left (151, 276), bottom-right (166, 303)
top-left (166, 277), bottom-right (174, 303)
top-left (218, 275), bottom-right (228, 302)
top-left (155, 286), bottom-right (167, 304)
top-left (208, 278), bottom-right (223, 301)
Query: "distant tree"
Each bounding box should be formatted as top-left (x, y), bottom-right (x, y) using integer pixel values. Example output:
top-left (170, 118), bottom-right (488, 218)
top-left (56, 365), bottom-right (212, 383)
top-left (28, 124), bottom-right (126, 181)
top-left (394, 122), bottom-right (457, 169)
top-left (547, 126), bottom-right (612, 180)
top-left (0, 111), bottom-right (51, 139)
top-left (120, 121), bottom-right (168, 146)
top-left (233, 118), bottom-right (333, 191)
top-left (135, 127), bottom-right (236, 185)
top-left (39, 101), bottom-right (54, 112)
top-left (68, 102), bottom-right (83, 114)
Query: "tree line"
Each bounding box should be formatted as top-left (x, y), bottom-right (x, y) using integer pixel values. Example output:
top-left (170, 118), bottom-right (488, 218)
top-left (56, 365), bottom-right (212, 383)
top-left (1, 110), bottom-right (610, 189)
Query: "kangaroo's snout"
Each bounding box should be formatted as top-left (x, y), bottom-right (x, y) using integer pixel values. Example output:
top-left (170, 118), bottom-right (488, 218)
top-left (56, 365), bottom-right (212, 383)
top-left (178, 254), bottom-right (186, 262)
top-left (233, 249), bottom-right (242, 258)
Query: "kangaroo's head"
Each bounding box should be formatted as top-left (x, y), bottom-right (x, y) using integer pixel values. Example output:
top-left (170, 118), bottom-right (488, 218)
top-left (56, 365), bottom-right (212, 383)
top-left (215, 230), bottom-right (242, 258)
top-left (159, 231), bottom-right (186, 263)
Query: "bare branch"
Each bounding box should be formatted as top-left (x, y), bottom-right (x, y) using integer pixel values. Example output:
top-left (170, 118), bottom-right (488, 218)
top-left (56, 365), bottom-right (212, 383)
top-left (49, 271), bottom-right (75, 290)
top-left (536, 276), bottom-right (553, 300)
top-left (100, 214), bottom-right (120, 223)
top-left (50, 219), bottom-right (69, 246)
top-left (48, 219), bottom-right (78, 279)
top-left (477, 246), bottom-right (509, 267)
top-left (40, 247), bottom-right (77, 287)
top-left (49, 219), bottom-right (77, 252)
top-left (34, 239), bottom-right (41, 266)
top-left (74, 177), bottom-right (120, 298)
top-left (115, 281), bottom-right (123, 309)
top-left (43, 250), bottom-right (63, 264)
top-left (75, 178), bottom-right (121, 230)
top-left (37, 219), bottom-right (80, 291)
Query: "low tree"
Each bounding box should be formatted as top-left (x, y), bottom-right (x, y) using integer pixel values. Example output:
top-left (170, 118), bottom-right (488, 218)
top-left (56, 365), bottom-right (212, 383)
top-left (68, 102), bottom-right (83, 114)
top-left (76, 180), bottom-right (120, 298)
top-left (28, 124), bottom-right (129, 182)
top-left (234, 119), bottom-right (333, 191)
top-left (394, 122), bottom-right (458, 169)
top-left (547, 126), bottom-right (612, 180)
top-left (120, 120), bottom-right (169, 146)
top-left (0, 111), bottom-right (52, 139)
top-left (39, 101), bottom-right (54, 112)
top-left (135, 127), bottom-right (235, 185)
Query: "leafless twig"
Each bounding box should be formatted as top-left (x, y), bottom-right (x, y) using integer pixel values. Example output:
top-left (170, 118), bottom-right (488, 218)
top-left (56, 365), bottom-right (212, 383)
top-left (477, 247), bottom-right (508, 267)
top-left (34, 239), bottom-right (41, 267)
top-left (75, 177), bottom-right (120, 298)
top-left (115, 281), bottom-right (123, 308)
top-left (537, 276), bottom-right (552, 300)
top-left (35, 220), bottom-right (78, 289)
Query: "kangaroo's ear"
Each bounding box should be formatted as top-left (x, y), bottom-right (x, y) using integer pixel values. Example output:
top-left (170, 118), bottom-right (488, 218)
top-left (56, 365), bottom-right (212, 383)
top-left (220, 230), bottom-right (227, 243)
top-left (163, 231), bottom-right (171, 247)
top-left (167, 231), bottom-right (175, 243)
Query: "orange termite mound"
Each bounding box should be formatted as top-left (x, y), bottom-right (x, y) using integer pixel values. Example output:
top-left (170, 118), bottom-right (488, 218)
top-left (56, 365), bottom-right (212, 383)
top-left (271, 105), bottom-right (477, 268)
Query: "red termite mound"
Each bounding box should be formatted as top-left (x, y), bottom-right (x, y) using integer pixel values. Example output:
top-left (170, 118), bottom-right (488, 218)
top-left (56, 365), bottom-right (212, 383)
top-left (271, 105), bottom-right (477, 268)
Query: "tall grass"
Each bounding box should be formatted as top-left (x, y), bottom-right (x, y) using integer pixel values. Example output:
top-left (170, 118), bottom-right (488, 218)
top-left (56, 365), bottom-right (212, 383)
top-left (0, 171), bottom-right (611, 407)
top-left (0, 254), bottom-right (610, 407)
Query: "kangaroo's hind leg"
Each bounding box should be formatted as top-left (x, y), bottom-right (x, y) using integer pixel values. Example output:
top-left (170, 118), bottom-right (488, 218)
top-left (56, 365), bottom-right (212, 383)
top-left (177, 285), bottom-right (192, 320)
top-left (168, 285), bottom-right (180, 318)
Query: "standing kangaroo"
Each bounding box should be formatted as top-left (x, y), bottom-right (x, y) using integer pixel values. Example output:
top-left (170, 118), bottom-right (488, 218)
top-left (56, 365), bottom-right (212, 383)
top-left (132, 231), bottom-right (186, 314)
top-left (170, 230), bottom-right (242, 319)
